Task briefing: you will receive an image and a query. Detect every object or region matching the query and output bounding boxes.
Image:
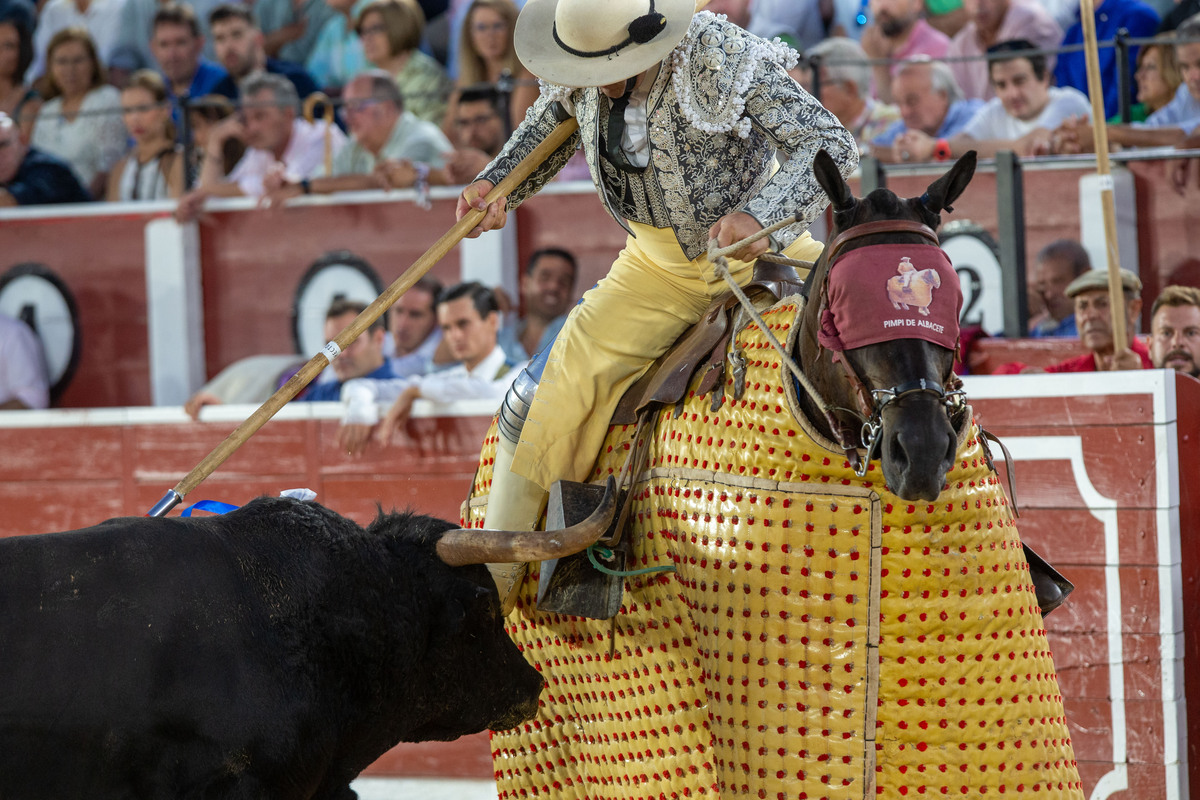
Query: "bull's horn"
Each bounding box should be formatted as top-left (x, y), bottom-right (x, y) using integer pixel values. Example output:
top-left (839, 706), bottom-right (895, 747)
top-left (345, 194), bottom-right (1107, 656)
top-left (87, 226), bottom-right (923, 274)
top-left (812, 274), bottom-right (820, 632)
top-left (436, 477), bottom-right (618, 567)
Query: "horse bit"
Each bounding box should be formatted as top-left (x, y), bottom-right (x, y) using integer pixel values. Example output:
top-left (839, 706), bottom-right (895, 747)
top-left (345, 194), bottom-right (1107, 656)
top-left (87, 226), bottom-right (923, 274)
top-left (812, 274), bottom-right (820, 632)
top-left (853, 377), bottom-right (967, 477)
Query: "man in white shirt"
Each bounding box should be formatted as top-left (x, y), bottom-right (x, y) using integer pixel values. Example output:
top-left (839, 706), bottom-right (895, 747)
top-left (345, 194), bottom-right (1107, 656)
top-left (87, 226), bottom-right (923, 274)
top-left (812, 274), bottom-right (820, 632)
top-left (387, 276), bottom-right (449, 378)
top-left (945, 0), bottom-right (1062, 101)
top-left (338, 282), bottom-right (523, 455)
top-left (175, 70), bottom-right (345, 220)
top-left (893, 38), bottom-right (1090, 161)
top-left (0, 312), bottom-right (49, 409)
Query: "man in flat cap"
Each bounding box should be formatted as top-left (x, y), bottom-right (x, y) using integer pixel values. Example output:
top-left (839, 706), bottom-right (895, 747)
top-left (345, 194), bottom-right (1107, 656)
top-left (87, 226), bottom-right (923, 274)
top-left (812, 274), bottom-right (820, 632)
top-left (447, 0), bottom-right (858, 608)
top-left (1025, 267), bottom-right (1152, 373)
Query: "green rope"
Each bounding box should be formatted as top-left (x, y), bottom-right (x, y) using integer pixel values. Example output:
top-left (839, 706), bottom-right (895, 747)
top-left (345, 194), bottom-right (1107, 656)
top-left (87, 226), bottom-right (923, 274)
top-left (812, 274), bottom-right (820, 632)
top-left (587, 545), bottom-right (676, 578)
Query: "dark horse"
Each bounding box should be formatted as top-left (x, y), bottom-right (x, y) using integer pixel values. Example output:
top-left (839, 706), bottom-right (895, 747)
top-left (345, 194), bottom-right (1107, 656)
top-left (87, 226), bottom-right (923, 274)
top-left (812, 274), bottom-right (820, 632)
top-left (795, 148), bottom-right (977, 501)
top-left (467, 150), bottom-right (1081, 800)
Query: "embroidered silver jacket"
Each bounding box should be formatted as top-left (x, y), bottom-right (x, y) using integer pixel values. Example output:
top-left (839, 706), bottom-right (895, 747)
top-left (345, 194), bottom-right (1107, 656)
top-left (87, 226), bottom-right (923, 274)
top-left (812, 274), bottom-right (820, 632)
top-left (478, 12), bottom-right (859, 260)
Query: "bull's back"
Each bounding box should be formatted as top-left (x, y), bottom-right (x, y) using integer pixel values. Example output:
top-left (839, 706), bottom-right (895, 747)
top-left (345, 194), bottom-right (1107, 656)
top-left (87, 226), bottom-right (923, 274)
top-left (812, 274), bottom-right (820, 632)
top-left (0, 516), bottom-right (267, 662)
top-left (0, 507), bottom-right (325, 796)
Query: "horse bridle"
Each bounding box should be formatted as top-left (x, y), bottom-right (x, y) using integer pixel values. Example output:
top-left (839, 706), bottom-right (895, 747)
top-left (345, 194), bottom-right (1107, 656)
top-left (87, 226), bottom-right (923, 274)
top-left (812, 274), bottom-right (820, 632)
top-left (810, 219), bottom-right (967, 477)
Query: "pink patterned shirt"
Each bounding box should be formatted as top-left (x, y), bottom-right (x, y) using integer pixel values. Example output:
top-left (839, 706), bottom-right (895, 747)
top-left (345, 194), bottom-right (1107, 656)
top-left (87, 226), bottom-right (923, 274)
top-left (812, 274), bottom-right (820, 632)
top-left (892, 19), bottom-right (950, 70)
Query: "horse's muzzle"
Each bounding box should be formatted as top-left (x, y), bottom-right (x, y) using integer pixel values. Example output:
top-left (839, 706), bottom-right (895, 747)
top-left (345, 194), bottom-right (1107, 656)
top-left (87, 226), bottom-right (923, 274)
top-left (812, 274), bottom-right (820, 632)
top-left (879, 396), bottom-right (958, 501)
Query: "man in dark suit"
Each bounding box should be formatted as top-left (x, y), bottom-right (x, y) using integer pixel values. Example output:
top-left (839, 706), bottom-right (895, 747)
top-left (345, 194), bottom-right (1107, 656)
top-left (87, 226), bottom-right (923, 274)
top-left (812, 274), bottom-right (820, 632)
top-left (0, 113), bottom-right (90, 206)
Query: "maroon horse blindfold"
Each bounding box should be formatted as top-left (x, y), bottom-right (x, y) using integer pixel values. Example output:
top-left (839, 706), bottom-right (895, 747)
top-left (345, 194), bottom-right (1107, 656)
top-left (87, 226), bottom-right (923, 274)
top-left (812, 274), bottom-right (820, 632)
top-left (818, 243), bottom-right (961, 352)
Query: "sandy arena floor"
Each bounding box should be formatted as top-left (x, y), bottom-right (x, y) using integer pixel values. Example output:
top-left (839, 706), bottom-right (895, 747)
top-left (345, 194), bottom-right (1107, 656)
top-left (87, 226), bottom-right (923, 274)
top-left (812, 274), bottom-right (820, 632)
top-left (350, 778), bottom-right (499, 799)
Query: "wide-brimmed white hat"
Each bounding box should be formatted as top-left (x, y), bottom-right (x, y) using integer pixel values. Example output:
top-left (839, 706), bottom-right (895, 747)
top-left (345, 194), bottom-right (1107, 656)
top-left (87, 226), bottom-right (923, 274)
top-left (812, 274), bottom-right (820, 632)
top-left (515, 0), bottom-right (697, 88)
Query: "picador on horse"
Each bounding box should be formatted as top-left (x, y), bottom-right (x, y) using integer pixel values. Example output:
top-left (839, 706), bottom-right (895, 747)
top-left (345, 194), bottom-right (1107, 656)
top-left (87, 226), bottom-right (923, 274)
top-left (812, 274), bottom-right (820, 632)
top-left (458, 0), bottom-right (855, 612)
top-left (446, 0), bottom-right (1083, 798)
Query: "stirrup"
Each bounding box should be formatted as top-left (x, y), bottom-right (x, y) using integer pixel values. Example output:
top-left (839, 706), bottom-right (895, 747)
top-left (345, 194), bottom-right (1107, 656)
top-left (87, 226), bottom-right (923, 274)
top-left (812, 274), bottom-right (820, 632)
top-left (537, 479), bottom-right (629, 619)
top-left (1024, 543), bottom-right (1073, 616)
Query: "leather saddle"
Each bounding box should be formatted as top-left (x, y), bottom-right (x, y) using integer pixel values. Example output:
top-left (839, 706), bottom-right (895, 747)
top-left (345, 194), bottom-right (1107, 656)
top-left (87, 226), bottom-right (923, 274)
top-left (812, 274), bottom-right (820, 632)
top-left (612, 258), bottom-right (808, 425)
top-left (537, 258), bottom-right (807, 619)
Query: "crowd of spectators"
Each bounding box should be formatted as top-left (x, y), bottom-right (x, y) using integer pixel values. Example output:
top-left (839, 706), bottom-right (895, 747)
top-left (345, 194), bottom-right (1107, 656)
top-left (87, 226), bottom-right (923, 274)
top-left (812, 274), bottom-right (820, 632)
top-left (337, 278), bottom-right (521, 453)
top-left (0, 0), bottom-right (580, 430)
top-left (181, 246), bottom-right (581, 448)
top-left (1, 0), bottom-right (1198, 207)
top-left (959, 233), bottom-right (1200, 382)
top-left (0, 0), bottom-right (547, 208)
top-left (792, 0), bottom-right (1200, 172)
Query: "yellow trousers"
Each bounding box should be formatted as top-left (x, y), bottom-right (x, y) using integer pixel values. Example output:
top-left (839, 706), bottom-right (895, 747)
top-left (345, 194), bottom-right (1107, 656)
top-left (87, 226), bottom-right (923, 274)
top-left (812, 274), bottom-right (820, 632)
top-left (510, 223), bottom-right (825, 490)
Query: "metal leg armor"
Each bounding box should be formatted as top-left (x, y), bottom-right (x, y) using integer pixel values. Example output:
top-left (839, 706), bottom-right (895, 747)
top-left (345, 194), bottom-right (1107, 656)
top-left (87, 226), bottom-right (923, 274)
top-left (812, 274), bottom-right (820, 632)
top-left (485, 350), bottom-right (551, 614)
top-left (497, 358), bottom-right (541, 448)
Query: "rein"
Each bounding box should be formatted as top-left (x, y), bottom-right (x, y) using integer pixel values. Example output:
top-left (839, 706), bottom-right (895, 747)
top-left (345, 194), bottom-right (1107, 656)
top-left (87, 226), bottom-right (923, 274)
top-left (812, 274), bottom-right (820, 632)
top-left (709, 218), bottom-right (965, 477)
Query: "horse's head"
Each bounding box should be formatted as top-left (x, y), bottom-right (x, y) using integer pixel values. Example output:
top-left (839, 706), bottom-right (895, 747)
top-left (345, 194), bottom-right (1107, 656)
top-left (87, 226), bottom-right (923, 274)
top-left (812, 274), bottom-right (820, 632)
top-left (797, 149), bottom-right (976, 501)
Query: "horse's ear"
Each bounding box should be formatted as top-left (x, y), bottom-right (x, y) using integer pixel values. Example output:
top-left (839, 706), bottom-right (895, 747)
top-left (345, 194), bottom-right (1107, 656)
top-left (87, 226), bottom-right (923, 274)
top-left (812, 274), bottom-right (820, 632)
top-left (921, 150), bottom-right (977, 214)
top-left (813, 149), bottom-right (854, 213)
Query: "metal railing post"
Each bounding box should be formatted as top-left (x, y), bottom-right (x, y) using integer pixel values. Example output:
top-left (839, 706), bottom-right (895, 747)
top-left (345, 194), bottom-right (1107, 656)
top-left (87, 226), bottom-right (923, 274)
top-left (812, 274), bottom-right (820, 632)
top-left (181, 95), bottom-right (194, 191)
top-left (994, 150), bottom-right (1028, 339)
top-left (1116, 28), bottom-right (1132, 124)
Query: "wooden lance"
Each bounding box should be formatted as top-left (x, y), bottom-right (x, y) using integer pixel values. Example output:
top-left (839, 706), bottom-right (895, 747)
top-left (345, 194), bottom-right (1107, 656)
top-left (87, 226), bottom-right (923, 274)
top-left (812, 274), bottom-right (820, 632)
top-left (1078, 0), bottom-right (1129, 356)
top-left (147, 117), bottom-right (581, 517)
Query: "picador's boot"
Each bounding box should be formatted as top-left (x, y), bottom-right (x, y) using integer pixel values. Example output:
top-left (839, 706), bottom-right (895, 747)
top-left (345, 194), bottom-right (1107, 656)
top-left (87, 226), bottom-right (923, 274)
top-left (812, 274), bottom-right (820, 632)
top-left (462, 357), bottom-right (617, 614)
top-left (483, 435), bottom-right (550, 615)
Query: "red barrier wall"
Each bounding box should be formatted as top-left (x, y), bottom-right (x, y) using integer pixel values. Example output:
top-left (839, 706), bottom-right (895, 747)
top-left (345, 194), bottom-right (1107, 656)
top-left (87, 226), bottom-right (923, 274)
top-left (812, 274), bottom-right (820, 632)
top-left (0, 372), bottom-right (1195, 792)
top-left (0, 404), bottom-right (490, 534)
top-left (197, 197), bottom-right (465, 375)
top-left (0, 211), bottom-right (157, 408)
top-left (2, 156), bottom-right (1197, 409)
top-left (968, 371), bottom-right (1194, 799)
top-left (1176, 376), bottom-right (1200, 800)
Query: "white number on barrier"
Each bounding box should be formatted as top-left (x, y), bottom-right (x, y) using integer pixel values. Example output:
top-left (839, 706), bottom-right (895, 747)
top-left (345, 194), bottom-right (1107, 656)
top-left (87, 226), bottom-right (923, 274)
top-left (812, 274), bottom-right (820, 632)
top-left (940, 222), bottom-right (1004, 336)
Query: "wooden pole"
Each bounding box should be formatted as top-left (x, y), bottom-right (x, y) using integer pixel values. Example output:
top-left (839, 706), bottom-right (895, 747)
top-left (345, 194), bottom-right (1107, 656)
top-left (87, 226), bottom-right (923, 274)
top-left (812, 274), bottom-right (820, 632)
top-left (148, 117), bottom-right (581, 516)
top-left (1078, 0), bottom-right (1129, 356)
top-left (302, 93), bottom-right (335, 177)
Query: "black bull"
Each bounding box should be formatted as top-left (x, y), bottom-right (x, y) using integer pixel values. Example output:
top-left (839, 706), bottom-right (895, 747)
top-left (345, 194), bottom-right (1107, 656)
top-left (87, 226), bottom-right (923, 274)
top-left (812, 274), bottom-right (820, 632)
top-left (0, 497), bottom-right (543, 799)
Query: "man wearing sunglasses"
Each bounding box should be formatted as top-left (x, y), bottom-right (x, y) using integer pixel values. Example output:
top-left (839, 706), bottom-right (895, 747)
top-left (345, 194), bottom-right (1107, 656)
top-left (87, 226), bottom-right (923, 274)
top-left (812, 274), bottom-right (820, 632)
top-left (261, 70), bottom-right (452, 202)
